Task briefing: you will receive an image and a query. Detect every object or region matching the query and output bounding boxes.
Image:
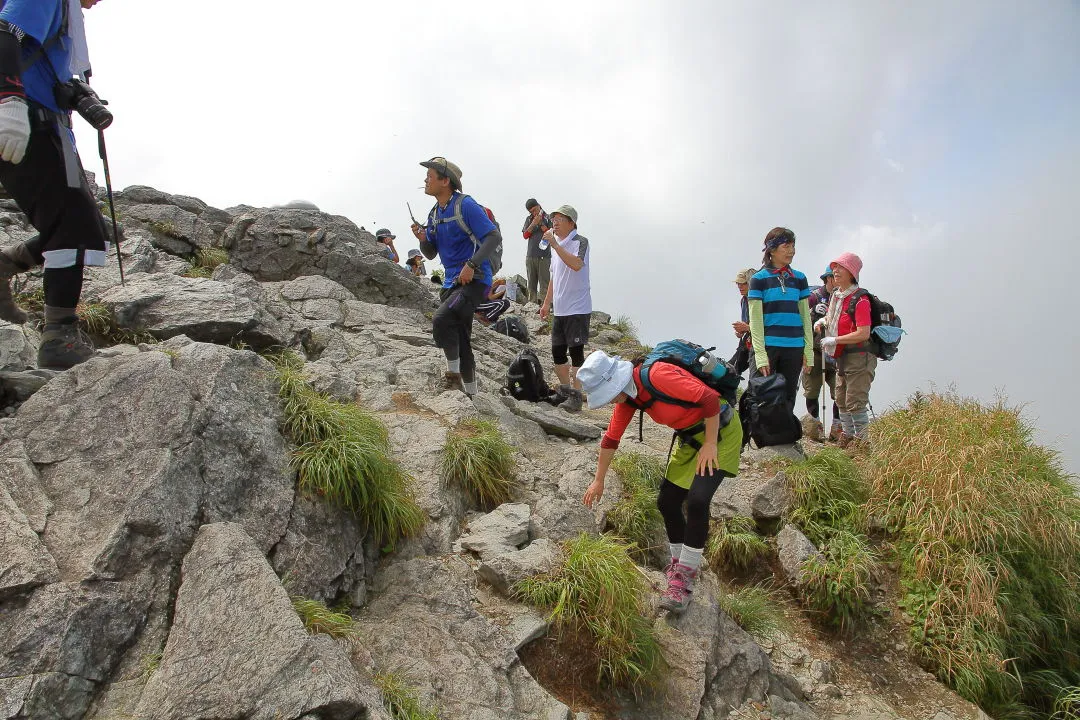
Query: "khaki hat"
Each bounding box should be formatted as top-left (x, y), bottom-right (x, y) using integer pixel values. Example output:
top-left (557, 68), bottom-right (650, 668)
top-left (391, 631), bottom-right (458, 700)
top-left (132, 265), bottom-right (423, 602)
top-left (551, 204), bottom-right (578, 224)
top-left (734, 267), bottom-right (758, 283)
top-left (419, 157), bottom-right (463, 191)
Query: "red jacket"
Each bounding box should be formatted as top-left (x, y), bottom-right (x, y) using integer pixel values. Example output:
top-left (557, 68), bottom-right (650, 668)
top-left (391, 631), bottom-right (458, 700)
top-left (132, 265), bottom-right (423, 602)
top-left (601, 364), bottom-right (720, 449)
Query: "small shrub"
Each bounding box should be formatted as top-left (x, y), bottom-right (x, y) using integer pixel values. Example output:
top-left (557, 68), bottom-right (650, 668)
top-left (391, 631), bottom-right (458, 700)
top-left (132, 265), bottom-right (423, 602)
top-left (291, 596), bottom-right (357, 639)
top-left (865, 392), bottom-right (1080, 717)
top-left (430, 268), bottom-right (444, 284)
top-left (375, 671), bottom-right (439, 720)
top-left (139, 651), bottom-right (163, 682)
top-left (800, 528), bottom-right (877, 632)
top-left (785, 447), bottom-right (868, 539)
top-left (275, 352), bottom-right (425, 543)
top-left (608, 452), bottom-right (664, 558)
top-left (183, 246), bottom-right (229, 278)
top-left (515, 533), bottom-right (664, 691)
top-left (717, 582), bottom-right (789, 642)
top-left (441, 419), bottom-right (517, 509)
top-left (148, 220), bottom-right (181, 238)
top-left (76, 301), bottom-right (157, 345)
top-left (705, 515), bottom-right (770, 571)
top-left (612, 314), bottom-right (637, 337)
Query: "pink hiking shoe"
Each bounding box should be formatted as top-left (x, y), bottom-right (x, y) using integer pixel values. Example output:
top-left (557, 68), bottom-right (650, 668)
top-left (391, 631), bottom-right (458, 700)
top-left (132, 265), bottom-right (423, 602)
top-left (659, 562), bottom-right (698, 613)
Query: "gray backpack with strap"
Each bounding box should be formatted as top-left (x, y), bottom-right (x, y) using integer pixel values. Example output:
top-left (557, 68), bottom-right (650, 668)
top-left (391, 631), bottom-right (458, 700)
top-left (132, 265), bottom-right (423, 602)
top-left (427, 194), bottom-right (503, 275)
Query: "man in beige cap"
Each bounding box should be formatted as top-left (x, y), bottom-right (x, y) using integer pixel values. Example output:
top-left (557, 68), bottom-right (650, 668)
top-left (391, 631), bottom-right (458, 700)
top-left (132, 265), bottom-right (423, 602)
top-left (732, 267), bottom-right (758, 338)
top-left (539, 205), bottom-right (591, 411)
top-left (410, 156), bottom-right (503, 396)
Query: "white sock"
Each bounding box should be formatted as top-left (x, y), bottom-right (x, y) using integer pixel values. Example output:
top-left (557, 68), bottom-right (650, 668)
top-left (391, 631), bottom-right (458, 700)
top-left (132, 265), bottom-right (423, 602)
top-left (668, 542), bottom-right (683, 562)
top-left (463, 380), bottom-right (477, 396)
top-left (447, 358), bottom-right (461, 373)
top-left (679, 546), bottom-right (704, 572)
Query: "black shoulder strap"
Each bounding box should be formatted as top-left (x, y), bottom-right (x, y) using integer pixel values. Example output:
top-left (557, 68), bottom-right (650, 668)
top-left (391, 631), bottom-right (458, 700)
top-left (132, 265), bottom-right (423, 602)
top-left (7, 0), bottom-right (69, 74)
top-left (846, 288), bottom-right (869, 320)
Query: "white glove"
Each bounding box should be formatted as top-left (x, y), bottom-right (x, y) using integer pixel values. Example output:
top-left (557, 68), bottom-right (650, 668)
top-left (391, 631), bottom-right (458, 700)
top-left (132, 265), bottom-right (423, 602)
top-left (813, 317), bottom-right (828, 332)
top-left (821, 337), bottom-right (838, 356)
top-left (0, 99), bottom-right (30, 165)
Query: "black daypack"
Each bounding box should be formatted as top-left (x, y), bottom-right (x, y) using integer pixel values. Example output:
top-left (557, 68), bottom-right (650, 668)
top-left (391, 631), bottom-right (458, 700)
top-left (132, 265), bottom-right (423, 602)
top-left (505, 348), bottom-right (550, 402)
top-left (493, 316), bottom-right (529, 344)
top-left (427, 194), bottom-right (504, 275)
top-left (846, 289), bottom-right (903, 361)
top-left (738, 374), bottom-right (802, 448)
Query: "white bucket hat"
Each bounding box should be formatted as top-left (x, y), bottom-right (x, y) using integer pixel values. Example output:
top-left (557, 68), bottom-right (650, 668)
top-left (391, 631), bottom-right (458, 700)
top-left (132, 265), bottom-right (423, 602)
top-left (577, 350), bottom-right (635, 409)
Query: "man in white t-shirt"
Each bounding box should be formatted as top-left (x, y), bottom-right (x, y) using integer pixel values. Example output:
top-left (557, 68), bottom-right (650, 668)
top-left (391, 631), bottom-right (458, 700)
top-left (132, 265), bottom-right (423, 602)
top-left (539, 204), bottom-right (591, 412)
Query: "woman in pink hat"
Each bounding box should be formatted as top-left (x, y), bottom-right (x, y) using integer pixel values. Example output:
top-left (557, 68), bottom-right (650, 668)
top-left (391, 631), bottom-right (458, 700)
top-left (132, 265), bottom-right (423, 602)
top-left (815, 252), bottom-right (875, 446)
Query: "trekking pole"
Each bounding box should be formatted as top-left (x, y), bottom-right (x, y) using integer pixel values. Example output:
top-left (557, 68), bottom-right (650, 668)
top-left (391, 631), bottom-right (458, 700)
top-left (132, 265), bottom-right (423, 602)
top-left (97, 128), bottom-right (125, 285)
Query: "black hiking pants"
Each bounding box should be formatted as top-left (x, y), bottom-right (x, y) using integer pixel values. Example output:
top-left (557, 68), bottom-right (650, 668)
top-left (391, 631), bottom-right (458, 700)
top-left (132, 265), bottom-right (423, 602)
top-left (0, 109), bottom-right (108, 309)
top-left (656, 471), bottom-right (733, 549)
top-left (433, 280), bottom-right (487, 382)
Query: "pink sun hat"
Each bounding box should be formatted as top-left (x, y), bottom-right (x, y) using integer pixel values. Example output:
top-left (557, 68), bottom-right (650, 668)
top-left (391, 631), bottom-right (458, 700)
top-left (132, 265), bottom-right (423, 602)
top-left (830, 252), bottom-right (863, 282)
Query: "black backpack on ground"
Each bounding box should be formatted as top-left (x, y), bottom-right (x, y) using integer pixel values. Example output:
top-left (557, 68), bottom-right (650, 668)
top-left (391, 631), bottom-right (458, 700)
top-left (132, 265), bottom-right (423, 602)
top-left (847, 289), bottom-right (903, 361)
top-left (738, 374), bottom-right (802, 448)
top-left (493, 316), bottom-right (529, 344)
top-left (505, 349), bottom-right (550, 402)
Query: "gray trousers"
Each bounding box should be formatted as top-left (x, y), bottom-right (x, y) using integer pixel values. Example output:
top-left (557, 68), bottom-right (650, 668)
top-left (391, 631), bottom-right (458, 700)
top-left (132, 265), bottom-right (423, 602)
top-left (526, 256), bottom-right (550, 304)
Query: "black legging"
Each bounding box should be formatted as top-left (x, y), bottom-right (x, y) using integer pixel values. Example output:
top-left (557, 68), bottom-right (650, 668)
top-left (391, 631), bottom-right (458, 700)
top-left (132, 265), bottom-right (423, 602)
top-left (656, 471), bottom-right (732, 548)
top-left (432, 280), bottom-right (487, 382)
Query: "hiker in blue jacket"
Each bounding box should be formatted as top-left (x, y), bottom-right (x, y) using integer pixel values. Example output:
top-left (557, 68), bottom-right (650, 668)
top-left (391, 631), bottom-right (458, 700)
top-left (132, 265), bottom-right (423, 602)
top-left (0, 0), bottom-right (110, 369)
top-left (410, 156), bottom-right (502, 396)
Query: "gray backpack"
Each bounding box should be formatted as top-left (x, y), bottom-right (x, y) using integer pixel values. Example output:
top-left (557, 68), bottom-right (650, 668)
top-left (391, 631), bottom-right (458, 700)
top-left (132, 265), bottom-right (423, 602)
top-left (427, 194), bottom-right (503, 275)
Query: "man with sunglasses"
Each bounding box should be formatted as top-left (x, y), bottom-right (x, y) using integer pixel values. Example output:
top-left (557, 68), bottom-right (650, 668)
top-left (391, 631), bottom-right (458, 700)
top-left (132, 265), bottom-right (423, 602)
top-left (0, 0), bottom-right (109, 369)
top-left (410, 156), bottom-right (502, 396)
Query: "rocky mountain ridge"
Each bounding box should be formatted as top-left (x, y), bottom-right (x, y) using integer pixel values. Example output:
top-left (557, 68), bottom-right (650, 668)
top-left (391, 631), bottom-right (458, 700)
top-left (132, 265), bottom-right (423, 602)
top-left (0, 182), bottom-right (990, 720)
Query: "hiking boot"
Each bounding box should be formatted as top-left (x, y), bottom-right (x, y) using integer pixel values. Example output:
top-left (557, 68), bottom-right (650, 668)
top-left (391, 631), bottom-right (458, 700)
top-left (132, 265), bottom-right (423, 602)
top-left (442, 371), bottom-right (466, 393)
top-left (0, 244), bottom-right (34, 324)
top-left (658, 562), bottom-right (698, 613)
top-left (558, 385), bottom-right (582, 413)
top-left (37, 319), bottom-right (95, 370)
top-left (827, 424), bottom-right (843, 443)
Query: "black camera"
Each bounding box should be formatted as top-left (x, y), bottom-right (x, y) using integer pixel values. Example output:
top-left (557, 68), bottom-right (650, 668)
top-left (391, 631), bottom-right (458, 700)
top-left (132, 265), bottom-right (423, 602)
top-left (54, 78), bottom-right (113, 130)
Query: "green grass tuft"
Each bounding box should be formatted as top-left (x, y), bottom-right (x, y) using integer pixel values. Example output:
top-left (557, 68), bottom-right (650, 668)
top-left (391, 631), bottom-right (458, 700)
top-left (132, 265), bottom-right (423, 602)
top-left (274, 351), bottom-right (425, 543)
top-left (375, 671), bottom-right (440, 720)
top-left (441, 419), bottom-right (517, 509)
top-left (705, 515), bottom-right (770, 571)
top-left (291, 596), bottom-right (358, 639)
top-left (514, 533), bottom-right (664, 691)
top-left (183, 246), bottom-right (229, 278)
top-left (1054, 686), bottom-right (1080, 720)
top-left (800, 528), bottom-right (877, 632)
top-left (784, 447), bottom-right (879, 631)
top-left (76, 302), bottom-right (158, 345)
top-left (608, 452), bottom-right (665, 559)
top-left (864, 391), bottom-right (1080, 718)
top-left (717, 582), bottom-right (789, 642)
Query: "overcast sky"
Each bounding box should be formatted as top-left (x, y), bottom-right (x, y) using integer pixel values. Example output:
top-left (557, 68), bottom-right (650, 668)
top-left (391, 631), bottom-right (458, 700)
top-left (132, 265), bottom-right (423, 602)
top-left (74, 1), bottom-right (1080, 477)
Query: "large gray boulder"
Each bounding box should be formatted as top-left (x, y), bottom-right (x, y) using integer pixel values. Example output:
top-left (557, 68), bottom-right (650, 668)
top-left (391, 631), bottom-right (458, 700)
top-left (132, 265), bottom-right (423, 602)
top-left (0, 342), bottom-right (293, 582)
top-left (222, 208), bottom-right (433, 310)
top-left (0, 483), bottom-right (58, 598)
top-left (502, 395), bottom-right (602, 440)
top-left (115, 185), bottom-right (232, 255)
top-left (99, 273), bottom-right (295, 350)
top-left (478, 538), bottom-right (561, 596)
top-left (751, 471), bottom-right (794, 520)
top-left (0, 321), bottom-right (36, 371)
top-left (356, 556), bottom-right (571, 720)
top-left (136, 522), bottom-right (379, 720)
top-left (460, 503), bottom-right (532, 560)
top-left (777, 524), bottom-right (821, 587)
top-left (0, 581), bottom-right (147, 719)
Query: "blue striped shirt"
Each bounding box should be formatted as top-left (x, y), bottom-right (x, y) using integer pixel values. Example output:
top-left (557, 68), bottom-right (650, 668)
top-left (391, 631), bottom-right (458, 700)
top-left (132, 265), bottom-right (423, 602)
top-left (748, 266), bottom-right (810, 347)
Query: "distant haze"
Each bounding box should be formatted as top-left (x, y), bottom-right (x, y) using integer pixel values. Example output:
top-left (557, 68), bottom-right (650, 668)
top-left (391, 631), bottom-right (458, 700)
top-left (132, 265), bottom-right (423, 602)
top-left (76, 1), bottom-right (1079, 477)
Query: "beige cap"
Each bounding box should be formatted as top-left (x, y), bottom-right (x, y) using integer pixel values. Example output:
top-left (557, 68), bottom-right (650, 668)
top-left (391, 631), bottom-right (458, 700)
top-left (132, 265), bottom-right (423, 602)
top-left (734, 267), bottom-right (758, 283)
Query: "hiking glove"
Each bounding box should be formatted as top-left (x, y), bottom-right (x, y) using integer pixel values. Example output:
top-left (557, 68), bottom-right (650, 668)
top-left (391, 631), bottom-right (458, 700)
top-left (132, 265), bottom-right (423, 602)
top-left (821, 337), bottom-right (838, 356)
top-left (814, 302), bottom-right (828, 316)
top-left (0, 98), bottom-right (29, 164)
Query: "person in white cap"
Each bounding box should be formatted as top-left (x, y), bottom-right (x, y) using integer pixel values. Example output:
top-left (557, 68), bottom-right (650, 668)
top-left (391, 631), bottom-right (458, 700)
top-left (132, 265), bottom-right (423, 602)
top-left (577, 349), bottom-right (743, 613)
top-left (539, 204), bottom-right (590, 412)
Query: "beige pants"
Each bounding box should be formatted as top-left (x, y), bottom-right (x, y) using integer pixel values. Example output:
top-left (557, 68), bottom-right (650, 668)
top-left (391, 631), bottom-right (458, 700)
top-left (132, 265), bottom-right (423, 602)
top-left (526, 256), bottom-right (550, 304)
top-left (835, 351), bottom-right (877, 414)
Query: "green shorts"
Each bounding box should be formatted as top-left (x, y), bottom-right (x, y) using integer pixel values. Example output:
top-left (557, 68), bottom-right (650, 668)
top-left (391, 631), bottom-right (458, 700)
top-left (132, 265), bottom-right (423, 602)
top-left (665, 409), bottom-right (743, 490)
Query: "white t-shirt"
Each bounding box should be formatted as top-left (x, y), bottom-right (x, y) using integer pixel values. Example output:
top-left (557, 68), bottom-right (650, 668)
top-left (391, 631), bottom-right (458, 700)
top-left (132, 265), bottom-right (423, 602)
top-left (550, 230), bottom-right (592, 316)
